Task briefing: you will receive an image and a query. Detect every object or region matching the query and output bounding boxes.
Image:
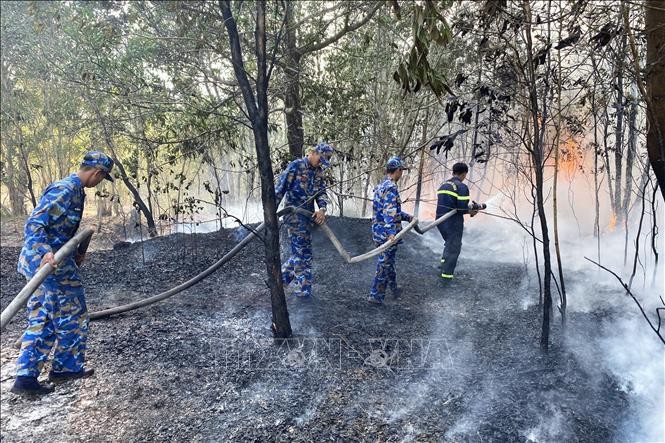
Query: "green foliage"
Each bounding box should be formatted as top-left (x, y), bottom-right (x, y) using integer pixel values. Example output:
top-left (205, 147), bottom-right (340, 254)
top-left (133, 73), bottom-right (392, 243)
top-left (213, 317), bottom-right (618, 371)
top-left (392, 1), bottom-right (453, 96)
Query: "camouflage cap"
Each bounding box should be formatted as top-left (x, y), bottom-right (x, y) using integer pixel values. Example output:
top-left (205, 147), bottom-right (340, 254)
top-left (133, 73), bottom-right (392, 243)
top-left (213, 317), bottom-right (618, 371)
top-left (314, 143), bottom-right (334, 168)
top-left (81, 151), bottom-right (115, 182)
top-left (386, 156), bottom-right (409, 171)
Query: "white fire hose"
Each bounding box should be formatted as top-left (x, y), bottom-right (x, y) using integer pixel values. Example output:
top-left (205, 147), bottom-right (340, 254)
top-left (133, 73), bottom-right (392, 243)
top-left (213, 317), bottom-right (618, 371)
top-left (1, 227), bottom-right (94, 331)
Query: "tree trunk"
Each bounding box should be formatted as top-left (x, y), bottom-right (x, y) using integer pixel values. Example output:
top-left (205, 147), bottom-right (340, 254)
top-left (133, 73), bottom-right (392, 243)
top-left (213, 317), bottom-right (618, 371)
top-left (591, 54), bottom-right (601, 261)
top-left (17, 137), bottom-right (37, 209)
top-left (602, 109), bottom-right (615, 217)
top-left (338, 153), bottom-right (345, 217)
top-left (646, 0), bottom-right (665, 200)
top-left (623, 90), bottom-right (638, 220)
top-left (3, 152), bottom-right (26, 216)
top-left (523, 0), bottom-right (553, 351)
top-left (614, 21), bottom-right (626, 221)
top-left (623, 89), bottom-right (638, 265)
top-left (414, 110), bottom-right (429, 218)
top-left (98, 119), bottom-right (158, 237)
top-left (284, 1), bottom-right (304, 160)
top-left (220, 0), bottom-right (291, 338)
top-left (361, 171), bottom-right (372, 217)
top-left (553, 23), bottom-right (566, 327)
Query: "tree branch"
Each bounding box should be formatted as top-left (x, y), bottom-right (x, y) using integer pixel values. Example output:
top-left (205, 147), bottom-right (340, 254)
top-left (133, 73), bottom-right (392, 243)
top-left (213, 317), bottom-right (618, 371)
top-left (585, 257), bottom-right (665, 345)
top-left (298, 1), bottom-right (382, 54)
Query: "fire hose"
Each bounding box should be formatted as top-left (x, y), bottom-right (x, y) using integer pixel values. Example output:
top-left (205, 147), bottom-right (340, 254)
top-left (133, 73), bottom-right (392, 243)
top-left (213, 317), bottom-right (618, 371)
top-left (88, 207), bottom-right (416, 320)
top-left (87, 206), bottom-right (480, 320)
top-left (1, 227), bottom-right (95, 331)
top-left (5, 204), bottom-right (483, 346)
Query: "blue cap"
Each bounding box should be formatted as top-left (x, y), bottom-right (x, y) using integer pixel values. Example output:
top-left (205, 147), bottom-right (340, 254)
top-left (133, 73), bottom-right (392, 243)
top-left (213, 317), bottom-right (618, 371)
top-left (81, 151), bottom-right (115, 182)
top-left (314, 143), bottom-right (334, 168)
top-left (386, 156), bottom-right (408, 171)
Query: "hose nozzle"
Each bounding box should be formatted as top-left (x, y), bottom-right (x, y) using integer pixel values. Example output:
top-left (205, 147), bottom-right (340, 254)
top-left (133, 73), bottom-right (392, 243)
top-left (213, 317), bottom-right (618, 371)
top-left (469, 201), bottom-right (487, 211)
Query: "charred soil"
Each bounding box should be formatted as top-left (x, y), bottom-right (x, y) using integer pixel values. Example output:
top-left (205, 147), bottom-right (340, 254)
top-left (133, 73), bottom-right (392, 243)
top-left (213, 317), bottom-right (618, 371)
top-left (1, 217), bottom-right (636, 442)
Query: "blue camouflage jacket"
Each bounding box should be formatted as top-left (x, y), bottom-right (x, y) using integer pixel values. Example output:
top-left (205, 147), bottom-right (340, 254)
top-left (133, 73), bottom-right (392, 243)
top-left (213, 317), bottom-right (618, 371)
top-left (17, 173), bottom-right (86, 278)
top-left (436, 176), bottom-right (470, 221)
top-left (371, 178), bottom-right (412, 243)
top-left (275, 157), bottom-right (328, 221)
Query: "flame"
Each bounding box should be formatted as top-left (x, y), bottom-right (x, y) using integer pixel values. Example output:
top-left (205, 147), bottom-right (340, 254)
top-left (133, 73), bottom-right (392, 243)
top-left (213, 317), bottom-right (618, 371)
top-left (558, 138), bottom-right (581, 178)
top-left (608, 213), bottom-right (617, 232)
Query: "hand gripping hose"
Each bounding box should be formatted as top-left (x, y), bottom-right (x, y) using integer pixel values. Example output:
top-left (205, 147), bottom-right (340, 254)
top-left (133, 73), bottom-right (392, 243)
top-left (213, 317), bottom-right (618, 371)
top-left (1, 227), bottom-right (95, 330)
top-left (292, 208), bottom-right (420, 263)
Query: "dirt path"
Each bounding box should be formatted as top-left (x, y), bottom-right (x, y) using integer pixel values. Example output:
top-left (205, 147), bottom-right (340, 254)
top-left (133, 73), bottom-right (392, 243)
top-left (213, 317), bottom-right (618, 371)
top-left (0, 217), bottom-right (649, 442)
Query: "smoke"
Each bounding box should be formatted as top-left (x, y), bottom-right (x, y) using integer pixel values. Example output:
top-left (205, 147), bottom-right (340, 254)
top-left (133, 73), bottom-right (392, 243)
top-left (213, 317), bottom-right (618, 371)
top-left (520, 400), bottom-right (571, 443)
top-left (172, 201), bottom-right (265, 235)
top-left (121, 200), bottom-right (266, 243)
top-left (400, 165), bottom-right (663, 441)
top-left (598, 316), bottom-right (665, 442)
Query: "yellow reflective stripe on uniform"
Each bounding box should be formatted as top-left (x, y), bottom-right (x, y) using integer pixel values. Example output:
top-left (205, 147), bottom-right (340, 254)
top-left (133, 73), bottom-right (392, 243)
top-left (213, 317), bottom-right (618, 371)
top-left (441, 274), bottom-right (454, 279)
top-left (437, 189), bottom-right (470, 200)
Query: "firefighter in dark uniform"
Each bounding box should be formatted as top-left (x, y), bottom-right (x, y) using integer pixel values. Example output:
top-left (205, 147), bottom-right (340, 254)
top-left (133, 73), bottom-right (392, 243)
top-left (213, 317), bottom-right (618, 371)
top-left (436, 162), bottom-right (478, 282)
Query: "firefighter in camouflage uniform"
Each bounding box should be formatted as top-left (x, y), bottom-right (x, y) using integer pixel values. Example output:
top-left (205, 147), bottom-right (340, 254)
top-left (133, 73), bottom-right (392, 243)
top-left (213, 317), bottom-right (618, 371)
top-left (11, 151), bottom-right (114, 396)
top-left (275, 143), bottom-right (333, 299)
top-left (368, 156), bottom-right (413, 304)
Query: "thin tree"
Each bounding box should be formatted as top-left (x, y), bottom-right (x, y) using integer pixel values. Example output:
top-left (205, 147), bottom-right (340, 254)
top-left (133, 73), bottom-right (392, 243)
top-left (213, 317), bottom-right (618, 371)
top-left (282, 1), bottom-right (382, 159)
top-left (219, 0), bottom-right (292, 338)
top-left (522, 0), bottom-right (553, 350)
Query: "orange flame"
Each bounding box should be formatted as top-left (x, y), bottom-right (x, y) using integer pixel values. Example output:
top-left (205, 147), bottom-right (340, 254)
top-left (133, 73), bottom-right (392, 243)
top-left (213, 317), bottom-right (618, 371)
top-left (608, 213), bottom-right (617, 232)
top-left (558, 138), bottom-right (581, 179)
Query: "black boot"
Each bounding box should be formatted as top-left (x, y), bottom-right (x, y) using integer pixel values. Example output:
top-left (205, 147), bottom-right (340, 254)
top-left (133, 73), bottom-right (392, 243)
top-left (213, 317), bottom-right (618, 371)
top-left (11, 376), bottom-right (55, 396)
top-left (439, 276), bottom-right (453, 287)
top-left (49, 368), bottom-right (95, 382)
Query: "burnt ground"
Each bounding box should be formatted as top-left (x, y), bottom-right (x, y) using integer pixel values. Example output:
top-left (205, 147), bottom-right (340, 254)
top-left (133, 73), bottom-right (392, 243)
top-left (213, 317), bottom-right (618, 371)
top-left (0, 216), bottom-right (655, 442)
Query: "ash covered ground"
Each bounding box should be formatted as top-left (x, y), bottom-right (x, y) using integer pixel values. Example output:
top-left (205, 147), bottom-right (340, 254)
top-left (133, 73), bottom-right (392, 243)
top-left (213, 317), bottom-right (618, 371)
top-left (0, 216), bottom-right (660, 442)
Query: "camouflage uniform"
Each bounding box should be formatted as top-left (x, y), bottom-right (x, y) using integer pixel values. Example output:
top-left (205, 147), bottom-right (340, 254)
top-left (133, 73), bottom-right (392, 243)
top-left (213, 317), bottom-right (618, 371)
top-left (16, 174), bottom-right (88, 377)
top-left (15, 152), bottom-right (113, 379)
top-left (275, 144), bottom-right (331, 298)
top-left (370, 176), bottom-right (412, 302)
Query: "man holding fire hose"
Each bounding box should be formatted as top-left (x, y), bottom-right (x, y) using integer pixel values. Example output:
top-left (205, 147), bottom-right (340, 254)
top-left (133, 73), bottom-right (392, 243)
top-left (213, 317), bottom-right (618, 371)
top-left (368, 156), bottom-right (413, 304)
top-left (275, 142), bottom-right (333, 299)
top-left (436, 162), bottom-right (486, 284)
top-left (11, 151), bottom-right (114, 396)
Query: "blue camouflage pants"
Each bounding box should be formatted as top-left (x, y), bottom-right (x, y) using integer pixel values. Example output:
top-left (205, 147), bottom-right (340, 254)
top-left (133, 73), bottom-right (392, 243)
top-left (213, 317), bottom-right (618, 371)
top-left (370, 243), bottom-right (398, 301)
top-left (282, 217), bottom-right (313, 297)
top-left (16, 271), bottom-right (89, 377)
